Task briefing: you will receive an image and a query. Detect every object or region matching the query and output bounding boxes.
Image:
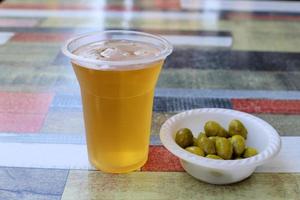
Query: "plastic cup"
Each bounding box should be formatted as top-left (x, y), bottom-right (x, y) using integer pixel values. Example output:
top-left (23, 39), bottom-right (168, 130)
top-left (62, 30), bottom-right (172, 173)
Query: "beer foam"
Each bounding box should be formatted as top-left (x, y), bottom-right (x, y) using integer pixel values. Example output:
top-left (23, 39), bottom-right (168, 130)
top-left (73, 40), bottom-right (161, 66)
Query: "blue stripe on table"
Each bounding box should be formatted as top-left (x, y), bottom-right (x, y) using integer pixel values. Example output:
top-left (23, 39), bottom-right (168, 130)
top-left (154, 97), bottom-right (232, 112)
top-left (0, 167), bottom-right (68, 200)
top-left (50, 93), bottom-right (232, 112)
top-left (50, 88), bottom-right (300, 112)
top-left (0, 133), bottom-right (162, 145)
top-left (0, 133), bottom-right (86, 144)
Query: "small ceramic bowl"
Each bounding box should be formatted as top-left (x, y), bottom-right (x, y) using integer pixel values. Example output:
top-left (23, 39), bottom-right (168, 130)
top-left (160, 108), bottom-right (281, 184)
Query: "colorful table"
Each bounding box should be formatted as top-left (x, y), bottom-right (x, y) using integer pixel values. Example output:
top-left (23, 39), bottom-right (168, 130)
top-left (0, 0), bottom-right (300, 199)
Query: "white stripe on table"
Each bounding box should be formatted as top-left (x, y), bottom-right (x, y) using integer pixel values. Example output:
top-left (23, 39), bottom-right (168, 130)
top-left (0, 32), bottom-right (14, 45)
top-left (162, 35), bottom-right (232, 47)
top-left (180, 0), bottom-right (300, 13)
top-left (0, 137), bottom-right (298, 172)
top-left (256, 137), bottom-right (300, 172)
top-left (0, 9), bottom-right (219, 19)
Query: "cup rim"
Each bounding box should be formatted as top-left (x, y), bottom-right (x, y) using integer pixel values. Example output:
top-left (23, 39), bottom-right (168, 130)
top-left (61, 30), bottom-right (173, 66)
top-left (159, 108), bottom-right (282, 169)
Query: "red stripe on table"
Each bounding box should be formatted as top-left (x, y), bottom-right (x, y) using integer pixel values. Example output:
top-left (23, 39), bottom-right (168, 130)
top-left (154, 0), bottom-right (181, 10)
top-left (0, 3), bottom-right (91, 10)
top-left (0, 92), bottom-right (53, 114)
top-left (0, 113), bottom-right (46, 132)
top-left (0, 3), bottom-right (139, 11)
top-left (0, 92), bottom-right (53, 133)
top-left (141, 146), bottom-right (184, 172)
top-left (0, 19), bottom-right (39, 27)
top-left (105, 5), bottom-right (139, 11)
top-left (12, 33), bottom-right (71, 42)
top-left (232, 99), bottom-right (300, 114)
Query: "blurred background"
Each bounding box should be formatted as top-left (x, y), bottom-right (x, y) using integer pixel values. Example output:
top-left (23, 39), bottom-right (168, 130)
top-left (0, 0), bottom-right (299, 138)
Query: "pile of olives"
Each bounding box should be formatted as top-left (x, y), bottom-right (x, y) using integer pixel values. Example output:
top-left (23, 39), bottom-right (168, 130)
top-left (175, 120), bottom-right (258, 160)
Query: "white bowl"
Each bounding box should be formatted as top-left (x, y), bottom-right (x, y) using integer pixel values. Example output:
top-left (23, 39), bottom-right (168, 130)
top-left (160, 108), bottom-right (281, 184)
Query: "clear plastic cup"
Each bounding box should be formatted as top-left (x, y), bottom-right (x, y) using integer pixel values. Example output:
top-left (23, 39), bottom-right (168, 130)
top-left (62, 30), bottom-right (172, 173)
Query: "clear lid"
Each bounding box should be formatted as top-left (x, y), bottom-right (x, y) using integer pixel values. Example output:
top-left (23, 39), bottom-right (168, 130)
top-left (62, 30), bottom-right (173, 67)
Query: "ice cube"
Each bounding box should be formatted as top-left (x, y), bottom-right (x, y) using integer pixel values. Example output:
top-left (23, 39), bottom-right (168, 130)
top-left (133, 50), bottom-right (149, 56)
top-left (100, 48), bottom-right (116, 58)
top-left (100, 47), bottom-right (130, 59)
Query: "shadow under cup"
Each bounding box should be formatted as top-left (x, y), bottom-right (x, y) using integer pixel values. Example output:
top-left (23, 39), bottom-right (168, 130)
top-left (62, 30), bottom-right (173, 173)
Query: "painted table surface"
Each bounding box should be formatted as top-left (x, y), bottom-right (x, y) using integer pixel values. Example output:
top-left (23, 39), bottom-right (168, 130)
top-left (0, 0), bottom-right (300, 199)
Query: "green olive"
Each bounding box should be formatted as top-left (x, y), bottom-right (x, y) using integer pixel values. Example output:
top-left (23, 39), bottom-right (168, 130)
top-left (197, 135), bottom-right (216, 155)
top-left (230, 135), bottom-right (246, 156)
top-left (218, 128), bottom-right (229, 137)
top-left (197, 132), bottom-right (206, 140)
top-left (204, 121), bottom-right (219, 136)
top-left (243, 147), bottom-right (258, 158)
top-left (204, 121), bottom-right (228, 137)
top-left (193, 137), bottom-right (198, 146)
top-left (228, 120), bottom-right (248, 139)
top-left (175, 128), bottom-right (193, 148)
top-left (215, 137), bottom-right (233, 160)
top-left (206, 154), bottom-right (223, 160)
top-left (208, 136), bottom-right (219, 145)
top-left (185, 146), bottom-right (205, 156)
top-left (228, 137), bottom-right (232, 143)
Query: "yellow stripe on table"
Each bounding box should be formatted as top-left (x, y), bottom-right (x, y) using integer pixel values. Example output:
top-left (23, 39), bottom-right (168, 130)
top-left (62, 171), bottom-right (300, 200)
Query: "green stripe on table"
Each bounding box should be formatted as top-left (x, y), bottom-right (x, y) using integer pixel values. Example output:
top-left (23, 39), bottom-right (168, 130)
top-left (62, 171), bottom-right (300, 200)
top-left (3, 67), bottom-right (300, 92)
top-left (40, 17), bottom-right (203, 31)
top-left (218, 20), bottom-right (300, 52)
top-left (255, 114), bottom-right (300, 136)
top-left (41, 110), bottom-right (84, 134)
top-left (39, 111), bottom-right (300, 137)
top-left (39, 17), bottom-right (300, 52)
top-left (40, 111), bottom-right (171, 136)
top-left (0, 42), bottom-right (61, 64)
top-left (0, 64), bottom-right (76, 92)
